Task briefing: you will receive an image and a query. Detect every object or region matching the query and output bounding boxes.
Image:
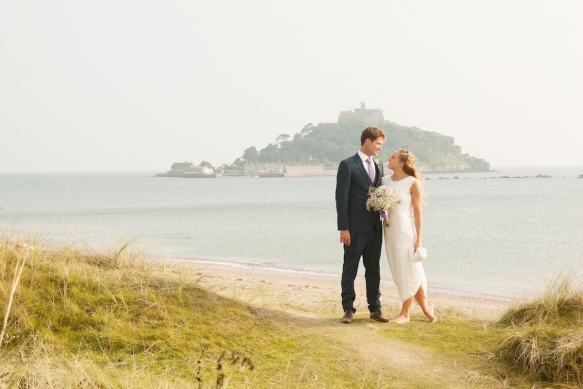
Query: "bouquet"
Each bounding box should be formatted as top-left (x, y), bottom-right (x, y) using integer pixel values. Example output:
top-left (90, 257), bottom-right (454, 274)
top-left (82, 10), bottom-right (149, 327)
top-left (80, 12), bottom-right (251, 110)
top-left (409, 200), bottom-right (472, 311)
top-left (366, 185), bottom-right (399, 226)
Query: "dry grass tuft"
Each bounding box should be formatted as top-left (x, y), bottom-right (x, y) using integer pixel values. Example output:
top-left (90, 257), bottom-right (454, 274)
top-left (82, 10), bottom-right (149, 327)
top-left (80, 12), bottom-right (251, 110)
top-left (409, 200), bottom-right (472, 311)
top-left (0, 335), bottom-right (115, 389)
top-left (499, 274), bottom-right (583, 327)
top-left (497, 274), bottom-right (583, 386)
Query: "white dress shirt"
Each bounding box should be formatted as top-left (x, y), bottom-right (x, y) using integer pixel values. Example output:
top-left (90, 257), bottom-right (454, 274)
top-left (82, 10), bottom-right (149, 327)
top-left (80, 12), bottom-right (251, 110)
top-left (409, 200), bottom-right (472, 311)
top-left (357, 150), bottom-right (375, 181)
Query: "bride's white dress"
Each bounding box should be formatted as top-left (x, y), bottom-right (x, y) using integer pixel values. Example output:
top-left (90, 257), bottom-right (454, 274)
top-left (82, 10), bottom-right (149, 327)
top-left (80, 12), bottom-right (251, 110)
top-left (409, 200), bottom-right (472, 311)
top-left (383, 175), bottom-right (427, 302)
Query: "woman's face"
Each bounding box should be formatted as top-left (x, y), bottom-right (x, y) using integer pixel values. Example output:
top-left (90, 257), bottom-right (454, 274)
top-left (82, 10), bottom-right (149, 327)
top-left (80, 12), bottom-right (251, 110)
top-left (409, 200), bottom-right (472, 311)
top-left (387, 151), bottom-right (402, 170)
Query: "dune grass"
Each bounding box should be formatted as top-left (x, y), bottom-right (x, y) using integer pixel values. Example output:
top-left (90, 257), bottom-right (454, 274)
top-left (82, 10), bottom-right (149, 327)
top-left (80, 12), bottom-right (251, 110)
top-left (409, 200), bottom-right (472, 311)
top-left (497, 274), bottom-right (583, 386)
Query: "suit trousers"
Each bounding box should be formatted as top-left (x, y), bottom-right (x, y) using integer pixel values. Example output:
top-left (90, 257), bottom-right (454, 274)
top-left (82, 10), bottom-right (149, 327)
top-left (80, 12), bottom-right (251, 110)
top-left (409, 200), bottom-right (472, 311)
top-left (341, 227), bottom-right (383, 313)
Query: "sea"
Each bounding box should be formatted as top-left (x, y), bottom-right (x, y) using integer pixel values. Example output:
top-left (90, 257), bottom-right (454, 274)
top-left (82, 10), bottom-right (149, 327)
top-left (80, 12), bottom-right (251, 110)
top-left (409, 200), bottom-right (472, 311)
top-left (1, 166), bottom-right (582, 299)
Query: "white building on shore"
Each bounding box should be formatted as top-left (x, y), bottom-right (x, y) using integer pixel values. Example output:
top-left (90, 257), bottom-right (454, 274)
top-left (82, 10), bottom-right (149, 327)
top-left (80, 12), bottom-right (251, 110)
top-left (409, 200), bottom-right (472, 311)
top-left (157, 162), bottom-right (216, 177)
top-left (243, 163), bottom-right (337, 177)
top-left (284, 165), bottom-right (336, 177)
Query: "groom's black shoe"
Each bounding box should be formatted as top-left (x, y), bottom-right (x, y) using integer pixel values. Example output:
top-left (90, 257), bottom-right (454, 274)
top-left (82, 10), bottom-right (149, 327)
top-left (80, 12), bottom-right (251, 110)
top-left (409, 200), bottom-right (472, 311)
top-left (341, 310), bottom-right (353, 324)
top-left (370, 310), bottom-right (389, 323)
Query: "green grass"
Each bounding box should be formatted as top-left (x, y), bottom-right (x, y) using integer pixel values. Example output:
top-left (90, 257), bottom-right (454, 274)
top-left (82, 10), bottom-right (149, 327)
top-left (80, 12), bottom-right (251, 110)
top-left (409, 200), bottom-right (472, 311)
top-left (381, 317), bottom-right (503, 357)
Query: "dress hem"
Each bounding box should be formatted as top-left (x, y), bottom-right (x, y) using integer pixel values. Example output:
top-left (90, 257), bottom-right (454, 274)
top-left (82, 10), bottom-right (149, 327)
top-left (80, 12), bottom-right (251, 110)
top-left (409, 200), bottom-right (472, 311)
top-left (399, 282), bottom-right (423, 302)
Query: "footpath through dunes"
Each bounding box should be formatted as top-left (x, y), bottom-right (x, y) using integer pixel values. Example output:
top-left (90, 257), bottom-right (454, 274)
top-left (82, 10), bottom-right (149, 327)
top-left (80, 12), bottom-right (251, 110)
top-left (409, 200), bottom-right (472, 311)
top-left (0, 237), bottom-right (568, 388)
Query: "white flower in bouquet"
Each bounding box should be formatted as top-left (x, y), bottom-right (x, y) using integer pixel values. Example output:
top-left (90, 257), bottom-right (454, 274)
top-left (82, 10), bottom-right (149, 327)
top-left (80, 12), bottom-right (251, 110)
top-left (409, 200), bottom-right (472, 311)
top-left (366, 185), bottom-right (399, 226)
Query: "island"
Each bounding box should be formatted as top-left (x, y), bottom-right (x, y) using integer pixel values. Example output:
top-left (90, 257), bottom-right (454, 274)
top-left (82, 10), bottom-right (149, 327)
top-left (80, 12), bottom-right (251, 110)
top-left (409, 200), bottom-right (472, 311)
top-left (157, 103), bottom-right (491, 178)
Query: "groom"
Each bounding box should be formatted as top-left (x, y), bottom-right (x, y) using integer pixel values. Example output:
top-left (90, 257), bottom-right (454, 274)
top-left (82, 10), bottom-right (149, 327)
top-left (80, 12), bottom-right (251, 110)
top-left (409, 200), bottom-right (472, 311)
top-left (335, 126), bottom-right (388, 323)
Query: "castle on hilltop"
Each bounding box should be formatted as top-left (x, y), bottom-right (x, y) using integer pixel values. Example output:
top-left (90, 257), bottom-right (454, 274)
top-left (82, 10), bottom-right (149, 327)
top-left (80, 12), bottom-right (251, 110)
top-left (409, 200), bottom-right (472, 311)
top-left (338, 102), bottom-right (385, 125)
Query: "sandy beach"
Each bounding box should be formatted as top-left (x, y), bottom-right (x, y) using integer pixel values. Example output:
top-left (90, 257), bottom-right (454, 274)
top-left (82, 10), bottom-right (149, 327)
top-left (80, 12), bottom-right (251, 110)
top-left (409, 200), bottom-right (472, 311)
top-left (182, 260), bottom-right (514, 321)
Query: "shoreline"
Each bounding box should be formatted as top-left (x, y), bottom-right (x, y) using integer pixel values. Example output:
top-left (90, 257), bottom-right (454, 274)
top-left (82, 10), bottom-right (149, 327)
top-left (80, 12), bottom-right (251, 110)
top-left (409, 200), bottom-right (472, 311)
top-left (165, 256), bottom-right (515, 301)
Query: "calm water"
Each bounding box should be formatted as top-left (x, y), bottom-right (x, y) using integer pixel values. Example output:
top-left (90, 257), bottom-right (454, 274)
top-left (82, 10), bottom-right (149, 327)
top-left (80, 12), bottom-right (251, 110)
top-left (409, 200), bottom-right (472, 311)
top-left (1, 166), bottom-right (582, 297)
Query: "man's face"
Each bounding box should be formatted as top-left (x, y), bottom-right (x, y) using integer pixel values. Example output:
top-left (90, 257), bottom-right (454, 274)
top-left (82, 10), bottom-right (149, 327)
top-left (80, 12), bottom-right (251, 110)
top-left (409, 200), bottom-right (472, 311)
top-left (363, 137), bottom-right (384, 156)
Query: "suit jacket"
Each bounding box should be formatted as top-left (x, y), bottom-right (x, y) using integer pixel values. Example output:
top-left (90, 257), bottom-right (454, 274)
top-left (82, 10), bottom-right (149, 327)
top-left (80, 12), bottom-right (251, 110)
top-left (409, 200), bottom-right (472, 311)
top-left (336, 153), bottom-right (385, 234)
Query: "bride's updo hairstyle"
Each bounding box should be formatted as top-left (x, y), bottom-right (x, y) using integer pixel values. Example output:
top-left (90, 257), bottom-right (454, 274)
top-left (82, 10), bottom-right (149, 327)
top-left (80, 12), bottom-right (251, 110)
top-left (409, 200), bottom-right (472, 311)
top-left (398, 149), bottom-right (423, 181)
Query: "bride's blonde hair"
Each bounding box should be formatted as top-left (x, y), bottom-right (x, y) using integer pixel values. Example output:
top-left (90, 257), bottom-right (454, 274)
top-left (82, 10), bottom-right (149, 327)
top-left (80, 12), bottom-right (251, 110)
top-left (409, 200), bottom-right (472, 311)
top-left (397, 149), bottom-right (425, 202)
top-left (397, 149), bottom-right (423, 181)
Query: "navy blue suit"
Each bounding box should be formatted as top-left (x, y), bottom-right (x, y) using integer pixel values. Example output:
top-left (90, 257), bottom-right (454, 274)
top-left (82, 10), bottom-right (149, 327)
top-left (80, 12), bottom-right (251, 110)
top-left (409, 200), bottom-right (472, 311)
top-left (335, 153), bottom-right (385, 313)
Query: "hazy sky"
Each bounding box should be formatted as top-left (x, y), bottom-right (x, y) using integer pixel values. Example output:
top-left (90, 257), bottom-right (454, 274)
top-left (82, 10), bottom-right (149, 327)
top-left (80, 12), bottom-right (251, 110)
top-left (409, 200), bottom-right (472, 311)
top-left (1, 1), bottom-right (582, 172)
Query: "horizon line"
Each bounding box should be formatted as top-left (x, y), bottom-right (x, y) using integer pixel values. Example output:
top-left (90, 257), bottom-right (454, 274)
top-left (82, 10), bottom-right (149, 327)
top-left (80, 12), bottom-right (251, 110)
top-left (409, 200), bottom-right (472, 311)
top-left (1, 165), bottom-right (583, 174)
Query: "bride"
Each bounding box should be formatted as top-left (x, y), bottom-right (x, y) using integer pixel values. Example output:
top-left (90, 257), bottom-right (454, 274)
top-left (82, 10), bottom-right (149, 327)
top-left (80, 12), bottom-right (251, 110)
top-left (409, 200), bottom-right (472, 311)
top-left (383, 149), bottom-right (437, 324)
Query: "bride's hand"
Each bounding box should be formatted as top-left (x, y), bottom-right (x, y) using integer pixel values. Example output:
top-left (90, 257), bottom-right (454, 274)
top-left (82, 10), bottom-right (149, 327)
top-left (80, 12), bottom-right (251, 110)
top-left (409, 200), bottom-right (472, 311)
top-left (414, 240), bottom-right (422, 252)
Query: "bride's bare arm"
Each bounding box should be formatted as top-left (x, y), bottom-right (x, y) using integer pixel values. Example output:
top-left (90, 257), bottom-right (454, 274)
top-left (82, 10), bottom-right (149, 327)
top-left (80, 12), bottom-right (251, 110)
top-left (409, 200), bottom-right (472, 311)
top-left (411, 181), bottom-right (423, 251)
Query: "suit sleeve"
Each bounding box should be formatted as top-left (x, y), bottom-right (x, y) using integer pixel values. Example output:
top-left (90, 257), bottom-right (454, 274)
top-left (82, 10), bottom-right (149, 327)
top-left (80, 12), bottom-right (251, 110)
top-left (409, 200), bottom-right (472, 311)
top-left (336, 160), bottom-right (351, 231)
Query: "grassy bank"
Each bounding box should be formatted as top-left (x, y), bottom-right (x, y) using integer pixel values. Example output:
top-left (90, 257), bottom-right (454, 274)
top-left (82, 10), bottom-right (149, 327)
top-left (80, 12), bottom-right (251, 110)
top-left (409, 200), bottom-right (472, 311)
top-left (0, 237), bottom-right (390, 388)
top-left (1, 235), bottom-right (582, 388)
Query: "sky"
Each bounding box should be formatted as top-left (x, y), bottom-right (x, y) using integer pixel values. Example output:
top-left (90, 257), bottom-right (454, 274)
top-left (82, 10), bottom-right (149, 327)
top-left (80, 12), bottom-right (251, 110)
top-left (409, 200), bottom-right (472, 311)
top-left (1, 1), bottom-right (582, 172)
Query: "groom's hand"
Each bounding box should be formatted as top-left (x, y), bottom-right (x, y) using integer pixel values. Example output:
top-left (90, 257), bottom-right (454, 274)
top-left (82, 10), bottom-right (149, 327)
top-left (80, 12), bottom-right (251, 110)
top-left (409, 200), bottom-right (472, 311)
top-left (340, 230), bottom-right (351, 246)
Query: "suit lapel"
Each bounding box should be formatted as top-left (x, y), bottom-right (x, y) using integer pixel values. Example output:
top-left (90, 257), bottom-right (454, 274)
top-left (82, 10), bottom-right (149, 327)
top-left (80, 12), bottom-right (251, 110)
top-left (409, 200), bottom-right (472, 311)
top-left (354, 154), bottom-right (373, 185)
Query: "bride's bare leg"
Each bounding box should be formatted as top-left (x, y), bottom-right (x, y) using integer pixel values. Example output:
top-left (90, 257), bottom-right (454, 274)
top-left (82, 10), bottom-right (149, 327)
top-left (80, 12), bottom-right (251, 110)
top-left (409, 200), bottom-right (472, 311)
top-left (414, 287), bottom-right (437, 324)
top-left (389, 297), bottom-right (413, 323)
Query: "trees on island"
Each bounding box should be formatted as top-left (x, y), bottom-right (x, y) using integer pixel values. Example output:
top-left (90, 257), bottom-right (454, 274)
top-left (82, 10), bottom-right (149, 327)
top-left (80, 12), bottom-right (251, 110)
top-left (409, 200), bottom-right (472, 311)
top-left (234, 121), bottom-right (490, 171)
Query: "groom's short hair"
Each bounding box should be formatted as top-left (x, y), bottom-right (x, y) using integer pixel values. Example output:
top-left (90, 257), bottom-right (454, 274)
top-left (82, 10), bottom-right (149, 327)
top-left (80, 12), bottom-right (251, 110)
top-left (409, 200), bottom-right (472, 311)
top-left (360, 126), bottom-right (386, 145)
